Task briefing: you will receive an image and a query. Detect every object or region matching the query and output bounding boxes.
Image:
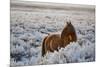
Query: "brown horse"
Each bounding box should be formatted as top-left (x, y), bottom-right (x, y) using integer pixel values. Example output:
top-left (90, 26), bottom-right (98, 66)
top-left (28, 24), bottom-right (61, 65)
top-left (42, 21), bottom-right (77, 57)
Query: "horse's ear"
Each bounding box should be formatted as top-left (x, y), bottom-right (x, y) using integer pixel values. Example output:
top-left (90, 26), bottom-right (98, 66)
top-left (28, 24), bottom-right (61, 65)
top-left (66, 21), bottom-right (69, 25)
top-left (66, 21), bottom-right (71, 25)
top-left (69, 21), bottom-right (71, 24)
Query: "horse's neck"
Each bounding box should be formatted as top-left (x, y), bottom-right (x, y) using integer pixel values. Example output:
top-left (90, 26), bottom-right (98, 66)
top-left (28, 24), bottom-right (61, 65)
top-left (61, 27), bottom-right (67, 39)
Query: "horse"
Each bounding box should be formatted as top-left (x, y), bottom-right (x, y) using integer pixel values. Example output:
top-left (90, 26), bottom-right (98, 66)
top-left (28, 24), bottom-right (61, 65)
top-left (42, 21), bottom-right (77, 57)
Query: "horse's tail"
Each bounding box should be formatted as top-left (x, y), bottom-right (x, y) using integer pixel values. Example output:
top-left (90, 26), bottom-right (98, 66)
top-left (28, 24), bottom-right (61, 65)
top-left (42, 36), bottom-right (48, 57)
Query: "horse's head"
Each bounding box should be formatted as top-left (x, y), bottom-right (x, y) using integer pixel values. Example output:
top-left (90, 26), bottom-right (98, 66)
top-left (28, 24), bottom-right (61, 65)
top-left (66, 21), bottom-right (71, 27)
top-left (61, 21), bottom-right (77, 45)
top-left (62, 21), bottom-right (75, 34)
top-left (66, 20), bottom-right (71, 24)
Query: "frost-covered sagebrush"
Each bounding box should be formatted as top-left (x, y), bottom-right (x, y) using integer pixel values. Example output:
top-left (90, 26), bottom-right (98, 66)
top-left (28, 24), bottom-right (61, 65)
top-left (40, 41), bottom-right (95, 64)
top-left (10, 1), bottom-right (95, 66)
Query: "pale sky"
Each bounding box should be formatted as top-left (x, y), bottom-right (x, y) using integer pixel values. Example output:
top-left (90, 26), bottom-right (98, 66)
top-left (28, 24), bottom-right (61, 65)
top-left (17, 0), bottom-right (95, 5)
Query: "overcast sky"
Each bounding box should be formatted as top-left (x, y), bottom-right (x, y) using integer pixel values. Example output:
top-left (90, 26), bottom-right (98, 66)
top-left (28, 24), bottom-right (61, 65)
top-left (15, 0), bottom-right (95, 5)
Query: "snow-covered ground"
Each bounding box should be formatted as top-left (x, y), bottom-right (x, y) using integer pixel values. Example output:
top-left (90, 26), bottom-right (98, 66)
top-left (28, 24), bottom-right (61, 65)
top-left (10, 1), bottom-right (95, 66)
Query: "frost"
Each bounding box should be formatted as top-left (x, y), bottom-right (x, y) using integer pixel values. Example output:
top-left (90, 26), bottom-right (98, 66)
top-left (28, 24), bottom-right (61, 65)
top-left (41, 42), bottom-right (95, 64)
top-left (10, 2), bottom-right (95, 66)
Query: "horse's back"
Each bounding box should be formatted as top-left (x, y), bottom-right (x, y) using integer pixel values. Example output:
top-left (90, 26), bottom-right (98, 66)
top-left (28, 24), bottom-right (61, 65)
top-left (45, 34), bottom-right (63, 52)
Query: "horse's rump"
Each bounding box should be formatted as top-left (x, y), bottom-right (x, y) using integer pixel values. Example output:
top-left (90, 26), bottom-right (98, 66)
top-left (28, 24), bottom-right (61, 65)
top-left (42, 36), bottom-right (48, 57)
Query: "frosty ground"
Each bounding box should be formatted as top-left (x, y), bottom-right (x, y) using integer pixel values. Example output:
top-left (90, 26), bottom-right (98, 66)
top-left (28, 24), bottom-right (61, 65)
top-left (10, 1), bottom-right (95, 66)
